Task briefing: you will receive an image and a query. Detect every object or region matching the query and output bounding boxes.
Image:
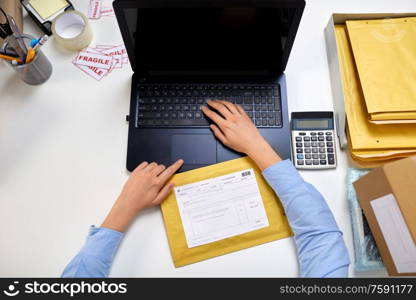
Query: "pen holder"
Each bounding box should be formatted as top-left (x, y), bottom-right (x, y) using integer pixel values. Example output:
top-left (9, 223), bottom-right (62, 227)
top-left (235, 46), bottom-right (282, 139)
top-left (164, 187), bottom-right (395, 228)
top-left (2, 34), bottom-right (52, 85)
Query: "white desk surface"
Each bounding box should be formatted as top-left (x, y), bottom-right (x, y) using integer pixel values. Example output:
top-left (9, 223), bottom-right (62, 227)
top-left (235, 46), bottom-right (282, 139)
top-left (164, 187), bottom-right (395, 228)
top-left (1, 0), bottom-right (415, 277)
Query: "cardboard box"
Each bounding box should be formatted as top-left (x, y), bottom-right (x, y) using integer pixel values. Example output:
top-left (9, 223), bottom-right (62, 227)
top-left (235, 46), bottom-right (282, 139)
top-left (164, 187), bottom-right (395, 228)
top-left (353, 156), bottom-right (416, 276)
top-left (324, 13), bottom-right (416, 149)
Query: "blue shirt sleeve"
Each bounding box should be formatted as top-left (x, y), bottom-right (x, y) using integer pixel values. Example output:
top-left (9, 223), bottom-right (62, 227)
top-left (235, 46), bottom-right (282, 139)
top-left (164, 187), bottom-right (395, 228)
top-left (262, 159), bottom-right (350, 277)
top-left (61, 226), bottom-right (124, 278)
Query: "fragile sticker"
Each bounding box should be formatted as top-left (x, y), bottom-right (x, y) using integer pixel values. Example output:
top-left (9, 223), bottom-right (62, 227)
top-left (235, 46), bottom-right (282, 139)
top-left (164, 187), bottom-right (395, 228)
top-left (76, 52), bottom-right (113, 70)
top-left (88, 0), bottom-right (102, 19)
top-left (73, 44), bottom-right (128, 80)
top-left (100, 7), bottom-right (115, 17)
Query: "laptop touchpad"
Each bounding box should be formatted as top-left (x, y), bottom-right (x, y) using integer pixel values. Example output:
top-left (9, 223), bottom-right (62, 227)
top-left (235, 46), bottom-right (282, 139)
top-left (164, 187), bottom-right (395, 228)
top-left (171, 134), bottom-right (217, 165)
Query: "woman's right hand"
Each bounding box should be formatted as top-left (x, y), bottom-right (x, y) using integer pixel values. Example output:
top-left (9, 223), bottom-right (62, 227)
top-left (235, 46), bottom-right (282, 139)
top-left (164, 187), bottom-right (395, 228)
top-left (201, 100), bottom-right (282, 170)
top-left (101, 159), bottom-right (184, 232)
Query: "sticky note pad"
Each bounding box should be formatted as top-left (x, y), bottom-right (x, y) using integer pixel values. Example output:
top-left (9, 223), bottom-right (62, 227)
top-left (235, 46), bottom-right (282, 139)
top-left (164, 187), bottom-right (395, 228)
top-left (29, 0), bottom-right (69, 20)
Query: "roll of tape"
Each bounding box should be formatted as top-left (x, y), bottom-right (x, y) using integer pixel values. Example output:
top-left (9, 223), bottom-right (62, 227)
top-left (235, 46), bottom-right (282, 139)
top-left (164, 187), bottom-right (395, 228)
top-left (52, 10), bottom-right (93, 51)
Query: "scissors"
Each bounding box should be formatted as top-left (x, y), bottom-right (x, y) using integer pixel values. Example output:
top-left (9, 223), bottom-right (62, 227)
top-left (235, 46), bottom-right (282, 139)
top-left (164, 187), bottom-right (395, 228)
top-left (0, 7), bottom-right (13, 39)
top-left (0, 8), bottom-right (27, 60)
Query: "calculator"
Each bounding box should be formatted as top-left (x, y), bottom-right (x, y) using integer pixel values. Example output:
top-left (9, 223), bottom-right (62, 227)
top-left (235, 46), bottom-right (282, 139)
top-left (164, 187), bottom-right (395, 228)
top-left (291, 112), bottom-right (337, 169)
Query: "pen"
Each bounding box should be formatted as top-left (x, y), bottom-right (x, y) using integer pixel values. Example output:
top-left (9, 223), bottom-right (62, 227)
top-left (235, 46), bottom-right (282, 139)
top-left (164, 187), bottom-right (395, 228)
top-left (30, 38), bottom-right (38, 48)
top-left (0, 53), bottom-right (23, 63)
top-left (32, 35), bottom-right (49, 51)
top-left (25, 48), bottom-right (36, 63)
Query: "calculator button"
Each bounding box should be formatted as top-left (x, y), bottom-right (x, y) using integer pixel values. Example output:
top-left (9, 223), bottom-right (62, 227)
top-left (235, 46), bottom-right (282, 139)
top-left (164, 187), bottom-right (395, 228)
top-left (319, 154), bottom-right (326, 159)
top-left (299, 132), bottom-right (306, 136)
top-left (320, 160), bottom-right (327, 165)
top-left (327, 154), bottom-right (334, 159)
top-left (296, 142), bottom-right (302, 147)
top-left (295, 137), bottom-right (302, 142)
top-left (311, 142), bottom-right (318, 147)
top-left (310, 132), bottom-right (316, 136)
top-left (328, 157), bottom-right (335, 165)
top-left (312, 154), bottom-right (319, 159)
top-left (326, 136), bottom-right (333, 141)
top-left (327, 148), bottom-right (334, 153)
top-left (318, 136), bottom-right (325, 141)
top-left (319, 148), bottom-right (326, 153)
top-left (312, 148), bottom-right (318, 153)
top-left (318, 132), bottom-right (324, 135)
top-left (297, 154), bottom-right (304, 159)
top-left (305, 154), bottom-right (312, 159)
top-left (318, 142), bottom-right (325, 147)
top-left (296, 149), bottom-right (303, 153)
top-left (326, 142), bottom-right (333, 147)
top-left (326, 132), bottom-right (332, 135)
top-left (303, 136), bottom-right (310, 141)
top-left (304, 148), bottom-right (311, 153)
top-left (311, 137), bottom-right (317, 141)
top-left (297, 160), bottom-right (304, 165)
top-left (305, 160), bottom-right (312, 165)
top-left (313, 160), bottom-right (319, 165)
top-left (304, 142), bottom-right (310, 147)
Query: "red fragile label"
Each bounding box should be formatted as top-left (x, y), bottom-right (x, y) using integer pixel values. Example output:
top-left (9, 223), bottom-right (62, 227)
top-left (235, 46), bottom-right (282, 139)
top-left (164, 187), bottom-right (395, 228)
top-left (88, 0), bottom-right (101, 19)
top-left (76, 52), bottom-right (113, 70)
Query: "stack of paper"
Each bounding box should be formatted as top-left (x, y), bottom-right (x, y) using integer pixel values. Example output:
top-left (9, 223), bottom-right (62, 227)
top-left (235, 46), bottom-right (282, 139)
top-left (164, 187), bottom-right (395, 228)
top-left (346, 17), bottom-right (416, 124)
top-left (334, 25), bottom-right (416, 166)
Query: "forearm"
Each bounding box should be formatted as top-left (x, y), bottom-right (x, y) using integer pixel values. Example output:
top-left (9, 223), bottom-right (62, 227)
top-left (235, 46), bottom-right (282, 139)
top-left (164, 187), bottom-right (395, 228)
top-left (263, 161), bottom-right (340, 232)
top-left (262, 160), bottom-right (350, 277)
top-left (62, 226), bottom-right (124, 278)
top-left (246, 139), bottom-right (282, 171)
top-left (101, 197), bottom-right (137, 232)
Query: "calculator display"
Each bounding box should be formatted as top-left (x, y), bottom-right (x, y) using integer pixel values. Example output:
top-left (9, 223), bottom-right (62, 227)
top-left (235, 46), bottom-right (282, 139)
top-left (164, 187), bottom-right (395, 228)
top-left (295, 119), bottom-right (330, 129)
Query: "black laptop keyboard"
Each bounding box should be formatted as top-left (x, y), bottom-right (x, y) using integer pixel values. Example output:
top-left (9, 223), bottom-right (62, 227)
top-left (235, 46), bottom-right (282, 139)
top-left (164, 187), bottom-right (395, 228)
top-left (136, 84), bottom-right (282, 128)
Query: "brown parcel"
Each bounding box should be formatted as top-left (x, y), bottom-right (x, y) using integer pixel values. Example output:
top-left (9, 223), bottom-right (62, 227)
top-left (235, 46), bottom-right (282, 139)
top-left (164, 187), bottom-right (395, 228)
top-left (353, 156), bottom-right (416, 276)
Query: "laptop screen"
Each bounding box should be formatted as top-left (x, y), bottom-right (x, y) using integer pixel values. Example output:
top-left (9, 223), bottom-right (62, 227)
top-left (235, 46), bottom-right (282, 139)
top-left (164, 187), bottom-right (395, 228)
top-left (118, 4), bottom-right (303, 75)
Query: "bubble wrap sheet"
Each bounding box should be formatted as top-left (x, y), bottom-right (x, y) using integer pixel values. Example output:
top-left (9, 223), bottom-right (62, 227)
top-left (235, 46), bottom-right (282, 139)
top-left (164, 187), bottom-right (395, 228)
top-left (347, 168), bottom-right (384, 271)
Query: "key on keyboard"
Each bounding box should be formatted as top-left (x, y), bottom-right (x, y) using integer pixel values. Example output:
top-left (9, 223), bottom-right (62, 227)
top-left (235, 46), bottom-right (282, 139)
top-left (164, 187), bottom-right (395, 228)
top-left (136, 84), bottom-right (282, 128)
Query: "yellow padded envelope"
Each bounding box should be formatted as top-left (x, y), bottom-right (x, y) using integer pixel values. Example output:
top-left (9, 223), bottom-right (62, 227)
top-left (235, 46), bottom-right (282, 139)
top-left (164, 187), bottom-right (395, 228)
top-left (369, 112), bottom-right (416, 122)
top-left (346, 18), bottom-right (416, 119)
top-left (346, 126), bottom-right (416, 168)
top-left (334, 25), bottom-right (416, 151)
top-left (161, 156), bottom-right (292, 267)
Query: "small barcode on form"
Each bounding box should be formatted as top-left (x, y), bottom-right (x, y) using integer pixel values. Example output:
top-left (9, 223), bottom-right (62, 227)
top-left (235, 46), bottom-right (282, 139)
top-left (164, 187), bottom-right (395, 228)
top-left (241, 171), bottom-right (251, 177)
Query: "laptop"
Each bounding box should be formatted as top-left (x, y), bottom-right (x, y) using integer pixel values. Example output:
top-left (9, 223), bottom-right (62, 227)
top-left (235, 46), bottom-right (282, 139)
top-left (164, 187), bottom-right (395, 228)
top-left (113, 0), bottom-right (305, 172)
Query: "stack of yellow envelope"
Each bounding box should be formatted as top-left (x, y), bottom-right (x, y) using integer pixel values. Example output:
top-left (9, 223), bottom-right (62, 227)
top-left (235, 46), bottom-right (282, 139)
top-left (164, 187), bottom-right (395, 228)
top-left (346, 17), bottom-right (416, 124)
top-left (334, 25), bottom-right (416, 167)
